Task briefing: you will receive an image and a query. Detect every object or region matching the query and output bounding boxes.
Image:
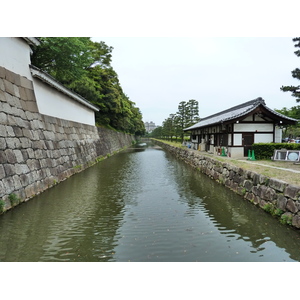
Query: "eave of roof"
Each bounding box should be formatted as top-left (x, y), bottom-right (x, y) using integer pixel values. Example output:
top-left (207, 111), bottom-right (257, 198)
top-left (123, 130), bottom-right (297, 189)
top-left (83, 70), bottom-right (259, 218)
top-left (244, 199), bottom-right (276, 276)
top-left (184, 97), bottom-right (298, 131)
top-left (30, 65), bottom-right (99, 112)
top-left (22, 37), bottom-right (41, 47)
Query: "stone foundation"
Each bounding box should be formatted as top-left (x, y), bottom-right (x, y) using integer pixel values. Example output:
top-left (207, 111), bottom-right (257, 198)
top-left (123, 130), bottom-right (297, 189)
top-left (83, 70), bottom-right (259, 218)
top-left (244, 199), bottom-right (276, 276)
top-left (0, 66), bottom-right (135, 213)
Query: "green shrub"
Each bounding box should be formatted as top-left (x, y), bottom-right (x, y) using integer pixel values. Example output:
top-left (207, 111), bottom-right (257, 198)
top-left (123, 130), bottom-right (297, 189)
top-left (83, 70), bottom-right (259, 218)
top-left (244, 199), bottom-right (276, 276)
top-left (263, 203), bottom-right (274, 213)
top-left (252, 143), bottom-right (300, 160)
top-left (0, 199), bottom-right (5, 213)
top-left (8, 193), bottom-right (20, 207)
top-left (280, 214), bottom-right (293, 225)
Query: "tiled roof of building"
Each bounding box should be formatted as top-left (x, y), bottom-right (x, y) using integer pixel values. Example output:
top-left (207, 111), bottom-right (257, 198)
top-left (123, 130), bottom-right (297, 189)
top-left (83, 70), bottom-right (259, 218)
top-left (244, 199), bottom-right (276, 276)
top-left (184, 97), bottom-right (298, 131)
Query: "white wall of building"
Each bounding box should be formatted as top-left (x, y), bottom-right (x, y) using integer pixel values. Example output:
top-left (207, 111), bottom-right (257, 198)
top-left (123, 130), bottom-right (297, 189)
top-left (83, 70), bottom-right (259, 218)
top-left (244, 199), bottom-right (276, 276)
top-left (233, 133), bottom-right (242, 146)
top-left (0, 38), bottom-right (32, 79)
top-left (254, 133), bottom-right (273, 143)
top-left (275, 127), bottom-right (282, 143)
top-left (32, 79), bottom-right (96, 126)
top-left (229, 147), bottom-right (244, 158)
top-left (234, 123), bottom-right (273, 132)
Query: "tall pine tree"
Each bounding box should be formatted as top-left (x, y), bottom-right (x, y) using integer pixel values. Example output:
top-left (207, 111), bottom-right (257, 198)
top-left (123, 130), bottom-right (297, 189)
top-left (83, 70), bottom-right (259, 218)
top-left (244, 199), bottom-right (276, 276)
top-left (281, 37), bottom-right (300, 101)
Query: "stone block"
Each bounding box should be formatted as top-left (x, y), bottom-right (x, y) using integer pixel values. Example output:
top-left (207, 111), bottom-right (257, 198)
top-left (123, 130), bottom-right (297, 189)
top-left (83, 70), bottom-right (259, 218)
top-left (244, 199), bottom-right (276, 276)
top-left (26, 101), bottom-right (38, 113)
top-left (2, 102), bottom-right (13, 115)
top-left (6, 126), bottom-right (15, 137)
top-left (245, 191), bottom-right (255, 202)
top-left (284, 185), bottom-right (300, 200)
top-left (19, 137), bottom-right (32, 148)
top-left (4, 164), bottom-right (15, 176)
top-left (21, 149), bottom-right (29, 161)
top-left (13, 149), bottom-right (24, 163)
top-left (0, 124), bottom-right (7, 137)
top-left (0, 66), bottom-right (5, 78)
top-left (0, 165), bottom-right (5, 179)
top-left (25, 88), bottom-right (35, 101)
top-left (15, 164), bottom-right (30, 175)
top-left (27, 159), bottom-right (41, 171)
top-left (268, 179), bottom-right (286, 192)
top-left (13, 126), bottom-right (24, 137)
top-left (5, 149), bottom-right (17, 163)
top-left (286, 199), bottom-right (298, 213)
top-left (5, 68), bottom-right (19, 85)
top-left (13, 85), bottom-right (20, 98)
top-left (19, 87), bottom-right (27, 100)
top-left (292, 215), bottom-right (300, 229)
top-left (24, 184), bottom-right (35, 198)
top-left (26, 148), bottom-right (35, 159)
top-left (277, 195), bottom-right (287, 211)
top-left (22, 128), bottom-right (33, 139)
top-left (243, 180), bottom-right (253, 191)
top-left (12, 174), bottom-right (22, 190)
top-left (3, 79), bottom-right (14, 95)
top-left (0, 89), bottom-right (6, 102)
top-left (0, 150), bottom-right (7, 163)
top-left (20, 76), bottom-right (33, 90)
top-left (19, 174), bottom-right (29, 187)
top-left (6, 137), bottom-right (21, 149)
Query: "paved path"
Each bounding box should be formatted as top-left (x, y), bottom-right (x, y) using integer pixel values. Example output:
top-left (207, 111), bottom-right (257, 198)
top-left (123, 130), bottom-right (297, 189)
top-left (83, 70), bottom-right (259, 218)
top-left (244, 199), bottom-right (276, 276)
top-left (240, 160), bottom-right (300, 174)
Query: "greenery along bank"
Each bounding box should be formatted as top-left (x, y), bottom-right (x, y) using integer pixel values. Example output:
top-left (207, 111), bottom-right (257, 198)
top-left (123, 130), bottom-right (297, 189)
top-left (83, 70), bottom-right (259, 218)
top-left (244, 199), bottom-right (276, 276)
top-left (31, 37), bottom-right (145, 136)
top-left (252, 143), bottom-right (300, 160)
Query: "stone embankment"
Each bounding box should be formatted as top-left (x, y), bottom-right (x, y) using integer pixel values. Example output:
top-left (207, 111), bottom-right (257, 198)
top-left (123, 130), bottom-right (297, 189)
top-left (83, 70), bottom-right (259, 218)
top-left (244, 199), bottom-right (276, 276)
top-left (0, 66), bottom-right (135, 213)
top-left (154, 140), bottom-right (300, 230)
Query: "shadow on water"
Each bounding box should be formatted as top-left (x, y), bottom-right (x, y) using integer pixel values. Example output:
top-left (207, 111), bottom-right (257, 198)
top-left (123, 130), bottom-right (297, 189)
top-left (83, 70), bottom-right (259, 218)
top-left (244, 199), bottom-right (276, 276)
top-left (0, 140), bottom-right (300, 261)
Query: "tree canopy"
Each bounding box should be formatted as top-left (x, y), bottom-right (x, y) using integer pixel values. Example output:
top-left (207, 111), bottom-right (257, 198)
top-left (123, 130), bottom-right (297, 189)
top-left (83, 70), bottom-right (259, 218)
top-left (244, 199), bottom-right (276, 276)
top-left (150, 99), bottom-right (200, 141)
top-left (31, 37), bottom-right (145, 136)
top-left (281, 37), bottom-right (300, 102)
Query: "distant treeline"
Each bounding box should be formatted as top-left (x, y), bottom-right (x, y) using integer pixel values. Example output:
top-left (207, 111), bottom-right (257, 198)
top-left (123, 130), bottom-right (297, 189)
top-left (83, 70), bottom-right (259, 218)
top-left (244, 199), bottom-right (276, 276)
top-left (149, 99), bottom-right (200, 141)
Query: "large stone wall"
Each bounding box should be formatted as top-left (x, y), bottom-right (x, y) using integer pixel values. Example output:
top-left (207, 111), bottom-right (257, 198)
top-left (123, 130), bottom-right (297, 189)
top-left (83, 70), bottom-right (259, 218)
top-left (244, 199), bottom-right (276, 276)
top-left (0, 66), bottom-right (135, 213)
top-left (154, 140), bottom-right (300, 230)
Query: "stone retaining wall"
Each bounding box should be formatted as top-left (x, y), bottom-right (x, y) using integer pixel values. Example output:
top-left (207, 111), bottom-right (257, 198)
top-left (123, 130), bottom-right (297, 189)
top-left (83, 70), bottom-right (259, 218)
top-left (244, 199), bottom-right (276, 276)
top-left (155, 140), bottom-right (300, 230)
top-left (0, 66), bottom-right (135, 213)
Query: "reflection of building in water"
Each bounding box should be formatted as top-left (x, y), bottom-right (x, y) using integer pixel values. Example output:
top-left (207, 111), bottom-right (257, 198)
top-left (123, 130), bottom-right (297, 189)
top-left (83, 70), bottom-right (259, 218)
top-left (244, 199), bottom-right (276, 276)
top-left (144, 121), bottom-right (157, 133)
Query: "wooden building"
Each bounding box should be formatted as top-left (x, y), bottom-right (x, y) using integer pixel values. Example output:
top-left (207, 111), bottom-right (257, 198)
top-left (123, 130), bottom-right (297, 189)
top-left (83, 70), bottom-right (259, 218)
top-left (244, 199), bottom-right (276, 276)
top-left (184, 98), bottom-right (298, 158)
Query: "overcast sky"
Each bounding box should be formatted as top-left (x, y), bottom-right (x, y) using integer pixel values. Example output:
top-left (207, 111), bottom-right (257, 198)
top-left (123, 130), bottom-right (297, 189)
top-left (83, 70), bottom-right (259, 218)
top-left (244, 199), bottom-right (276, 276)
top-left (92, 37), bottom-right (299, 126)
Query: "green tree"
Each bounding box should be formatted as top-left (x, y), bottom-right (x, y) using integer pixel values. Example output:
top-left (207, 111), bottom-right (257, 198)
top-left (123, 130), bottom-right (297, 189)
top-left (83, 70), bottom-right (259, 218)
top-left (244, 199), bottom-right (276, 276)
top-left (176, 99), bottom-right (200, 142)
top-left (186, 99), bottom-right (200, 127)
top-left (275, 106), bottom-right (300, 138)
top-left (31, 37), bottom-right (145, 135)
top-left (281, 37), bottom-right (300, 101)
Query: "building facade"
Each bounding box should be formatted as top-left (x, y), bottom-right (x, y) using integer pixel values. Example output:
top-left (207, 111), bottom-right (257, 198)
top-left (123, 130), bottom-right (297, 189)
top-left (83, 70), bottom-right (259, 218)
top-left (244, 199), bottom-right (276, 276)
top-left (184, 98), bottom-right (298, 158)
top-left (144, 121), bottom-right (157, 133)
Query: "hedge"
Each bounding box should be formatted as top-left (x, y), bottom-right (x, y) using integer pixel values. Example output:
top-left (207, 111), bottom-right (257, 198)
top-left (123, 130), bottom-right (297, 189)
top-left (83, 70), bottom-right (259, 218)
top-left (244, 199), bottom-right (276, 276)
top-left (252, 143), bottom-right (300, 160)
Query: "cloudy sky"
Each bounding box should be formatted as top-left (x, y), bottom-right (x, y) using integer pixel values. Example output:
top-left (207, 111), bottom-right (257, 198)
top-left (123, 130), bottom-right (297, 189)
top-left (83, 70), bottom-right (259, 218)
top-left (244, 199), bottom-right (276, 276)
top-left (92, 37), bottom-right (299, 126)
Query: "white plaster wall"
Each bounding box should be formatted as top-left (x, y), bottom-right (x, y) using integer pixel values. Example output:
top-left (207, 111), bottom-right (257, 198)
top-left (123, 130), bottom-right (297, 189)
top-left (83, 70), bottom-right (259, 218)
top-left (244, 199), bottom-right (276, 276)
top-left (254, 133), bottom-right (273, 143)
top-left (234, 123), bottom-right (273, 132)
top-left (274, 127), bottom-right (282, 143)
top-left (228, 147), bottom-right (244, 158)
top-left (234, 133), bottom-right (242, 146)
top-left (0, 38), bottom-right (32, 79)
top-left (32, 79), bottom-right (96, 126)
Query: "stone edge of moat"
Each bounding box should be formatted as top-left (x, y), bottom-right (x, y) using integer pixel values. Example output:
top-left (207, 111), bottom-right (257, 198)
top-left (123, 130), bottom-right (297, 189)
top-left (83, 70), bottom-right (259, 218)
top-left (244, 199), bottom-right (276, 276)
top-left (0, 66), bottom-right (136, 214)
top-left (154, 140), bottom-right (300, 230)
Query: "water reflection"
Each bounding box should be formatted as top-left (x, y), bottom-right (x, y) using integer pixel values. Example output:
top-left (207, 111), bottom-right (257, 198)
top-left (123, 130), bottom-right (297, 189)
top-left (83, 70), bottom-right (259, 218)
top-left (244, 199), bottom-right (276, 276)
top-left (0, 141), bottom-right (300, 261)
top-left (163, 150), bottom-right (300, 261)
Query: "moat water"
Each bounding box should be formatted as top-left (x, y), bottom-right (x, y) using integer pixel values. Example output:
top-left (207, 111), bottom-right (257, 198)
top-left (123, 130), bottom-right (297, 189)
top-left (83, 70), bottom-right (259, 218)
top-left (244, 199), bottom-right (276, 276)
top-left (1, 142), bottom-right (300, 262)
